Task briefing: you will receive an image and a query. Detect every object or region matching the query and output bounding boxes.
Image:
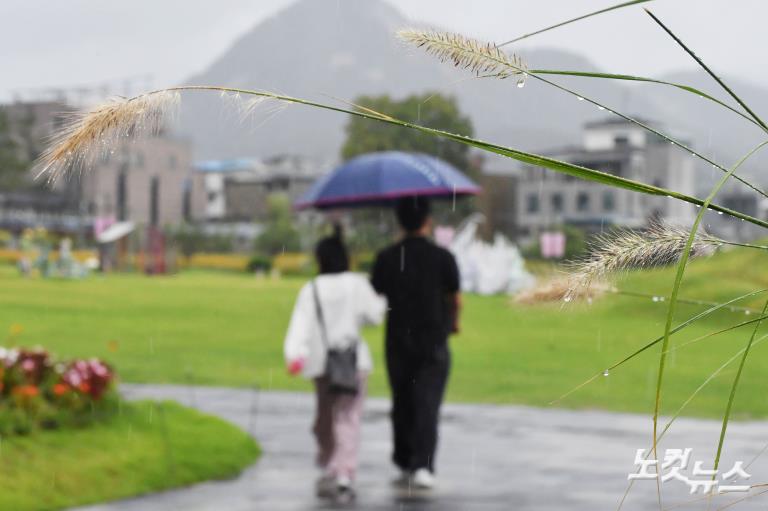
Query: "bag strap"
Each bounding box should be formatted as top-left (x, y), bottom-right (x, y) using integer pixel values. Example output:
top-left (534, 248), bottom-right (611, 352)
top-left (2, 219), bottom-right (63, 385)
top-left (311, 279), bottom-right (330, 349)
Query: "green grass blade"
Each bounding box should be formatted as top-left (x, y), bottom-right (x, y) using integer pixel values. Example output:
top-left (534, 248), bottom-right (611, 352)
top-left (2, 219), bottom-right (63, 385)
top-left (529, 69), bottom-right (761, 130)
top-left (667, 316), bottom-right (768, 354)
top-left (498, 0), bottom-right (654, 47)
top-left (615, 290), bottom-right (761, 313)
top-left (551, 289), bottom-right (768, 404)
top-left (712, 298), bottom-right (768, 478)
top-left (404, 32), bottom-right (768, 199)
top-left (556, 312), bottom-right (768, 404)
top-left (651, 140), bottom-right (768, 484)
top-left (645, 9), bottom-right (768, 134)
top-left (148, 86), bottom-right (768, 228)
top-left (618, 333), bottom-right (768, 510)
top-left (520, 73), bottom-right (768, 200)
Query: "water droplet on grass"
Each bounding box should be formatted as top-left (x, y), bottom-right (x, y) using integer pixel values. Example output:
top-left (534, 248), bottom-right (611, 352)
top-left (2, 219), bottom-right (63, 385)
top-left (603, 369), bottom-right (610, 377)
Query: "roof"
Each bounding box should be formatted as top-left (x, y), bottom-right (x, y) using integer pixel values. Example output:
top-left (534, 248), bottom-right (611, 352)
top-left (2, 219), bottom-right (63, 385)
top-left (584, 116), bottom-right (658, 129)
top-left (194, 159), bottom-right (262, 174)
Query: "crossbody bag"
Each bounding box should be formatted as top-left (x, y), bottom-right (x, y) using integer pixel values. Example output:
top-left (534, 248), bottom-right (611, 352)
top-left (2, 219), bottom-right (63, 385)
top-left (311, 280), bottom-right (359, 394)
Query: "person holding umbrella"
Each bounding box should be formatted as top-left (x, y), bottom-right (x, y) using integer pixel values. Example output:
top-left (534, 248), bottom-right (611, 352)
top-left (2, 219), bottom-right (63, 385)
top-left (371, 196), bottom-right (461, 490)
top-left (295, 151), bottom-right (476, 490)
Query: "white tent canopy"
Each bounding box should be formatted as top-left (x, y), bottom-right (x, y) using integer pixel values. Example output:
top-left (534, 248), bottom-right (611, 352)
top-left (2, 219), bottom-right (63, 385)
top-left (96, 221), bottom-right (135, 244)
top-left (450, 214), bottom-right (535, 295)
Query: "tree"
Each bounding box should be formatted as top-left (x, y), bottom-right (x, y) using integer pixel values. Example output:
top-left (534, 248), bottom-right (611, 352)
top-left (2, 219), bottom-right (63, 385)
top-left (254, 193), bottom-right (301, 256)
top-left (341, 93), bottom-right (474, 173)
top-left (0, 109), bottom-right (27, 190)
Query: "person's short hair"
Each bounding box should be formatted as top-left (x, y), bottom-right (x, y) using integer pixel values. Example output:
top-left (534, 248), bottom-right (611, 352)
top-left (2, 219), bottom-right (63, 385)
top-left (315, 224), bottom-right (349, 274)
top-left (395, 196), bottom-right (431, 232)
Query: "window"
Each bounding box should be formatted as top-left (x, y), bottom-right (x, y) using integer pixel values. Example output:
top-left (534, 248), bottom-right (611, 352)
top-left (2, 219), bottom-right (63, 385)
top-left (614, 135), bottom-right (629, 147)
top-left (577, 192), bottom-right (590, 212)
top-left (602, 191), bottom-right (615, 212)
top-left (182, 178), bottom-right (192, 222)
top-left (526, 194), bottom-right (539, 213)
top-left (149, 176), bottom-right (160, 226)
top-left (116, 169), bottom-right (127, 221)
top-left (551, 193), bottom-right (564, 213)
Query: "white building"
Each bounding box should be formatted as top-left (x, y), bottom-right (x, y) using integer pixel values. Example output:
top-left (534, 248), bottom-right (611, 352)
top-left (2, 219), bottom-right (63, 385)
top-left (195, 155), bottom-right (330, 222)
top-left (516, 118), bottom-right (696, 241)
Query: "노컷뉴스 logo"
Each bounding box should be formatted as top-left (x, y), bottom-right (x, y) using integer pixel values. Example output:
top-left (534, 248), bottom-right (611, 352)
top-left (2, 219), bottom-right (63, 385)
top-left (628, 448), bottom-right (751, 494)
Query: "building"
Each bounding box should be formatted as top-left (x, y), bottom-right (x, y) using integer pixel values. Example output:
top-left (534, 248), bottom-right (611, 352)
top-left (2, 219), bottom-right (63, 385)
top-left (196, 154), bottom-right (329, 222)
top-left (476, 154), bottom-right (519, 241)
top-left (3, 101), bottom-right (73, 165)
top-left (515, 118), bottom-right (696, 242)
top-left (80, 135), bottom-right (206, 228)
top-left (0, 101), bottom-right (84, 234)
top-left (1, 99), bottom-right (209, 234)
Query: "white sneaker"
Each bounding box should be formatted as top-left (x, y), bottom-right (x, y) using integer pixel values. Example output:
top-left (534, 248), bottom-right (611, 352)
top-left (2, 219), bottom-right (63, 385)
top-left (334, 476), bottom-right (356, 504)
top-left (336, 475), bottom-right (352, 488)
top-left (412, 468), bottom-right (436, 489)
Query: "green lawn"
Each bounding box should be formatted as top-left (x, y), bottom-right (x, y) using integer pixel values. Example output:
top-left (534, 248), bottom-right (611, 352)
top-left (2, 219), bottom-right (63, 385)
top-left (0, 400), bottom-right (259, 511)
top-left (1, 245), bottom-right (767, 419)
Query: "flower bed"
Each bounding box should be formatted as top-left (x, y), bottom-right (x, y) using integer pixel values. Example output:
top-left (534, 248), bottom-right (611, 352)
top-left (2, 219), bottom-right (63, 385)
top-left (0, 346), bottom-right (116, 435)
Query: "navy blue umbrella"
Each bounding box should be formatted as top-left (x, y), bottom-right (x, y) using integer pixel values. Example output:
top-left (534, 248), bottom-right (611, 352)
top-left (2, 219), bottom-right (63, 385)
top-left (295, 151), bottom-right (481, 210)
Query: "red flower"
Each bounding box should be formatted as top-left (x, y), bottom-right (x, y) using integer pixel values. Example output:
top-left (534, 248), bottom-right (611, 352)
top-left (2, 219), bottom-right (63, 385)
top-left (12, 385), bottom-right (39, 398)
top-left (53, 383), bottom-right (70, 396)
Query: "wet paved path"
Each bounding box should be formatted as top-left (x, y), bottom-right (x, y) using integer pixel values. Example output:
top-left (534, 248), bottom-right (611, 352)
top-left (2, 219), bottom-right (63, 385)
top-left (71, 384), bottom-right (768, 510)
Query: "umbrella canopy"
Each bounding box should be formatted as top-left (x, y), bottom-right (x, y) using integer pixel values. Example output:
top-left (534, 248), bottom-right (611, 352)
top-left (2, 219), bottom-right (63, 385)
top-left (96, 221), bottom-right (135, 244)
top-left (295, 151), bottom-right (481, 210)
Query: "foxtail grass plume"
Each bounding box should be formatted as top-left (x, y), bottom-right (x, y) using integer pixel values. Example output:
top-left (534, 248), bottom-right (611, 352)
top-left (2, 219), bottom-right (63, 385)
top-left (565, 222), bottom-right (721, 302)
top-left (36, 91), bottom-right (180, 182)
top-left (397, 29), bottom-right (528, 80)
top-left (514, 278), bottom-right (610, 305)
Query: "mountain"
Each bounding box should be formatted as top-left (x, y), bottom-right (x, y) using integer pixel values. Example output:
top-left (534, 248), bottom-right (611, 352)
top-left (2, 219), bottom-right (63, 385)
top-left (177, 0), bottom-right (768, 189)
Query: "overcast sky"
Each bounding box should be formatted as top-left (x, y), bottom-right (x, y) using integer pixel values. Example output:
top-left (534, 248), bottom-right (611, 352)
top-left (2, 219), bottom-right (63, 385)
top-left (2, 0), bottom-right (766, 102)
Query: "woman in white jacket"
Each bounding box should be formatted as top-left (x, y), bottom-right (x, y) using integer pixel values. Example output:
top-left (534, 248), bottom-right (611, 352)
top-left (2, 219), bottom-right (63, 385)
top-left (284, 227), bottom-right (385, 502)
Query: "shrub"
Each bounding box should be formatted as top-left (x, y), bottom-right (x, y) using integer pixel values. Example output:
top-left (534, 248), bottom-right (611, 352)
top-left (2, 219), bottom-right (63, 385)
top-left (0, 346), bottom-right (117, 435)
top-left (246, 254), bottom-right (272, 273)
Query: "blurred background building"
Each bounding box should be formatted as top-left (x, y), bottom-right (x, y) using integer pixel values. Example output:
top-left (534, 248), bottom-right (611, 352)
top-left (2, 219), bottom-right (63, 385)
top-left (479, 118), bottom-right (698, 245)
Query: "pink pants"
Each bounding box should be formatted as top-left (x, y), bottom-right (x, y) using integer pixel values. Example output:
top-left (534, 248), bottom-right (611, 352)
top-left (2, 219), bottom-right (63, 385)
top-left (313, 373), bottom-right (368, 481)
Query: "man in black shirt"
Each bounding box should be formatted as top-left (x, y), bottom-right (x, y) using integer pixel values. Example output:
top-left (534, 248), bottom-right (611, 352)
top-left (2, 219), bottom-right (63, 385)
top-left (371, 196), bottom-right (461, 489)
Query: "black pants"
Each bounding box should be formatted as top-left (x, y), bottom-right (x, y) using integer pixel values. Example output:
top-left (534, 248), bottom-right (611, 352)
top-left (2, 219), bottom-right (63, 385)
top-left (385, 330), bottom-right (450, 473)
